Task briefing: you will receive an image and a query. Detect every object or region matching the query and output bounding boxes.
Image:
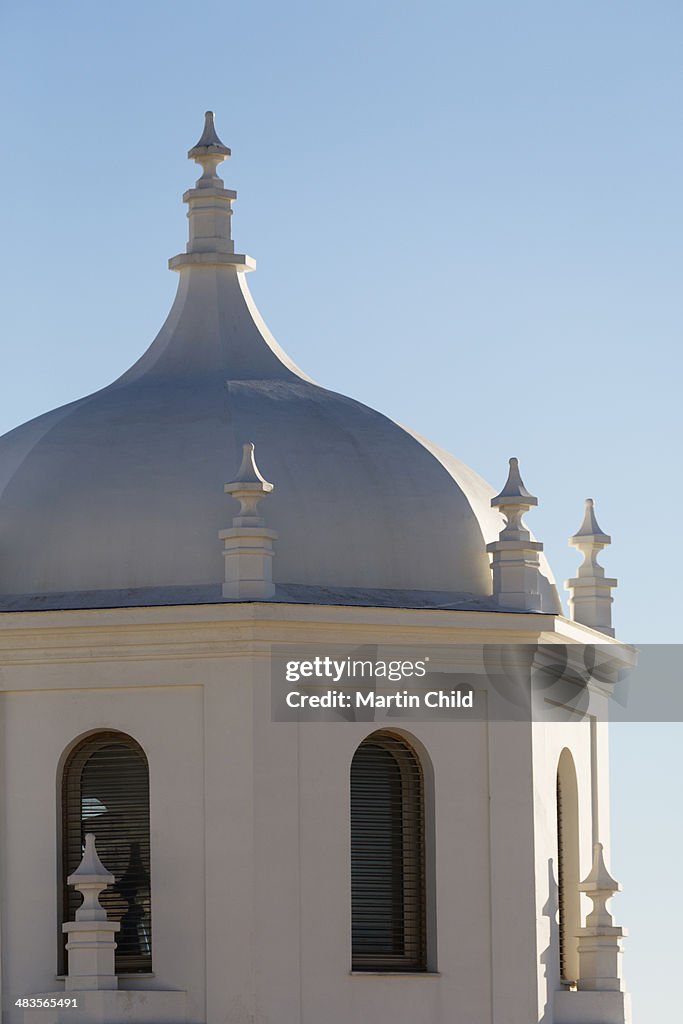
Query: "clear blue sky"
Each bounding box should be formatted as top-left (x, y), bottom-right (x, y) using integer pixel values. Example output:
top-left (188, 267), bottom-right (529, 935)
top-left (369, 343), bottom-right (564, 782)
top-left (1, 2), bottom-right (680, 1017)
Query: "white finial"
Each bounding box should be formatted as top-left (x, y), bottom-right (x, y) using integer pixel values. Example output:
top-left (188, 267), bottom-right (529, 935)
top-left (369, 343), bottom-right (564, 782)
top-left (62, 834), bottom-right (120, 990)
top-left (67, 833), bottom-right (115, 921)
top-left (566, 498), bottom-right (617, 636)
top-left (580, 843), bottom-right (621, 914)
top-left (224, 442), bottom-right (274, 525)
top-left (492, 457), bottom-right (538, 506)
top-left (188, 110), bottom-right (231, 187)
top-left (190, 111), bottom-right (231, 154)
top-left (490, 457), bottom-right (538, 543)
top-left (220, 443), bottom-right (278, 600)
top-left (168, 111), bottom-right (255, 273)
top-left (486, 457), bottom-right (544, 611)
top-left (575, 843), bottom-right (628, 996)
top-left (232, 441), bottom-right (273, 485)
top-left (571, 498), bottom-right (611, 547)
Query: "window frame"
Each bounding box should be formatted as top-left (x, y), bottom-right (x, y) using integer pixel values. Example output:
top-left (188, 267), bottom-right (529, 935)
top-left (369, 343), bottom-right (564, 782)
top-left (350, 730), bottom-right (427, 972)
top-left (556, 747), bottom-right (581, 987)
top-left (59, 730), bottom-right (152, 976)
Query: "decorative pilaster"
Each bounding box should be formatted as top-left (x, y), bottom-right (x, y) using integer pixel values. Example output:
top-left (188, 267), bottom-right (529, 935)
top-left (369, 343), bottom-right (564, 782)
top-left (62, 834), bottom-right (119, 991)
top-left (220, 442), bottom-right (277, 600)
top-left (566, 499), bottom-right (617, 637)
top-left (486, 457), bottom-right (543, 611)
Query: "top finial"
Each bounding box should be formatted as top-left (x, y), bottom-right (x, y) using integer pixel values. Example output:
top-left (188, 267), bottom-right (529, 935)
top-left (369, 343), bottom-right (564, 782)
top-left (566, 497), bottom-right (617, 636)
top-left (231, 442), bottom-right (274, 490)
top-left (189, 111), bottom-right (230, 158)
top-left (220, 442), bottom-right (277, 601)
top-left (571, 497), bottom-right (611, 545)
top-left (224, 441), bottom-right (274, 524)
top-left (169, 111), bottom-right (255, 272)
top-left (486, 455), bottom-right (543, 610)
top-left (491, 457), bottom-right (538, 508)
top-left (188, 111), bottom-right (230, 188)
top-left (66, 833), bottom-right (116, 923)
top-left (67, 833), bottom-right (114, 886)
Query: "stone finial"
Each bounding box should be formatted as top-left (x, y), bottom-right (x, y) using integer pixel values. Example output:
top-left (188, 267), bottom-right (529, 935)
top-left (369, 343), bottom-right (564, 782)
top-left (67, 833), bottom-right (115, 921)
top-left (220, 442), bottom-right (277, 600)
top-left (188, 110), bottom-right (231, 187)
top-left (224, 442), bottom-right (274, 525)
top-left (486, 457), bottom-right (543, 611)
top-left (169, 111), bottom-right (255, 273)
top-left (63, 834), bottom-right (119, 991)
top-left (580, 843), bottom-right (621, 926)
top-left (577, 843), bottom-right (627, 993)
top-left (566, 499), bottom-right (617, 637)
top-left (572, 498), bottom-right (610, 547)
top-left (190, 110), bottom-right (231, 156)
top-left (491, 456), bottom-right (537, 509)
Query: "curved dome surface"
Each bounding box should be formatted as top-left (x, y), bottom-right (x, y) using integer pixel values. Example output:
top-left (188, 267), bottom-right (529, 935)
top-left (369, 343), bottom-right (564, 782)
top-left (0, 116), bottom-right (560, 612)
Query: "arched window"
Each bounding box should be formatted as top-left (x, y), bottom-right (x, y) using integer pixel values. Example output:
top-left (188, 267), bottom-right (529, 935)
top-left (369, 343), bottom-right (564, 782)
top-left (556, 748), bottom-right (580, 986)
top-left (61, 731), bottom-right (152, 974)
top-left (350, 731), bottom-right (426, 971)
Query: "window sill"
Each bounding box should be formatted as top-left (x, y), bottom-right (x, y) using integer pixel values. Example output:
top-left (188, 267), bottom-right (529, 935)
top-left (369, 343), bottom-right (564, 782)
top-left (349, 971), bottom-right (441, 977)
top-left (56, 974), bottom-right (155, 981)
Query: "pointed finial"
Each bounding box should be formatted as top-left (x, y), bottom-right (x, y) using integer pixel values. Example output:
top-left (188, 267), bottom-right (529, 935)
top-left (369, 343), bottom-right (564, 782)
top-left (68, 832), bottom-right (114, 886)
top-left (188, 111), bottom-right (231, 159)
top-left (566, 498), bottom-right (617, 636)
top-left (491, 457), bottom-right (538, 507)
top-left (490, 456), bottom-right (539, 540)
top-left (231, 441), bottom-right (274, 490)
top-left (571, 498), bottom-right (611, 545)
top-left (224, 442), bottom-right (274, 523)
top-left (580, 843), bottom-right (621, 902)
top-left (168, 111), bottom-right (255, 273)
top-left (67, 833), bottom-right (115, 922)
top-left (574, 842), bottom-right (628, 996)
top-left (63, 833), bottom-right (120, 990)
top-left (188, 110), bottom-right (230, 189)
top-left (220, 442), bottom-right (278, 600)
top-left (486, 456), bottom-right (544, 611)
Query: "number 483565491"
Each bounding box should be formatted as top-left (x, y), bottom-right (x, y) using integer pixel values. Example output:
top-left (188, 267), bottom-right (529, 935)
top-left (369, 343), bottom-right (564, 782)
top-left (14, 999), bottom-right (80, 1008)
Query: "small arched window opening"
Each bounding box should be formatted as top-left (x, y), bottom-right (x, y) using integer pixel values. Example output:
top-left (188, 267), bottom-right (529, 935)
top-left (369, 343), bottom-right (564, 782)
top-left (61, 731), bottom-right (152, 974)
top-left (350, 731), bottom-right (426, 971)
top-left (556, 748), bottom-right (580, 986)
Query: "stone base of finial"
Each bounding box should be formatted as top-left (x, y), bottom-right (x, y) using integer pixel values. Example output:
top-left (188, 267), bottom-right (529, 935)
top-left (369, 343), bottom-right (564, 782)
top-left (220, 526), bottom-right (277, 601)
top-left (566, 576), bottom-right (617, 637)
top-left (576, 926), bottom-right (627, 992)
top-left (487, 539), bottom-right (544, 611)
top-left (62, 921), bottom-right (119, 991)
top-left (554, 988), bottom-right (632, 1024)
top-left (168, 251), bottom-right (256, 272)
top-left (223, 579), bottom-right (276, 599)
top-left (22, 988), bottom-right (188, 1024)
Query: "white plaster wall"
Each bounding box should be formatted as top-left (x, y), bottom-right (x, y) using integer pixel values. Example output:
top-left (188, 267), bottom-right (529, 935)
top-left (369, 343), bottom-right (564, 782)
top-left (0, 604), bottom-right (631, 1024)
top-left (295, 716), bottom-right (493, 1024)
top-left (0, 679), bottom-right (206, 1024)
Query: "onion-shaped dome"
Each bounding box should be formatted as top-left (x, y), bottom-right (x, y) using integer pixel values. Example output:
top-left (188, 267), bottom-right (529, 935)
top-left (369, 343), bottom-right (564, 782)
top-left (0, 114), bottom-right (560, 612)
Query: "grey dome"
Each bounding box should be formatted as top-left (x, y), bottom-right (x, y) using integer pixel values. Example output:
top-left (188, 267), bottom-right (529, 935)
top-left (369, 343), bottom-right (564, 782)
top-left (0, 121), bottom-right (560, 612)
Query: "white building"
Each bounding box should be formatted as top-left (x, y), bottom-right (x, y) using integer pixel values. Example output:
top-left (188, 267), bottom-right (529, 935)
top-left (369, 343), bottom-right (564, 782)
top-left (0, 113), bottom-right (633, 1024)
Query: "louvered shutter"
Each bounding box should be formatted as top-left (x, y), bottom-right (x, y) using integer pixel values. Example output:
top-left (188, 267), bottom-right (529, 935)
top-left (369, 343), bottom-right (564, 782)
top-left (556, 772), bottom-right (567, 982)
top-left (62, 732), bottom-right (152, 974)
top-left (351, 733), bottom-right (426, 971)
